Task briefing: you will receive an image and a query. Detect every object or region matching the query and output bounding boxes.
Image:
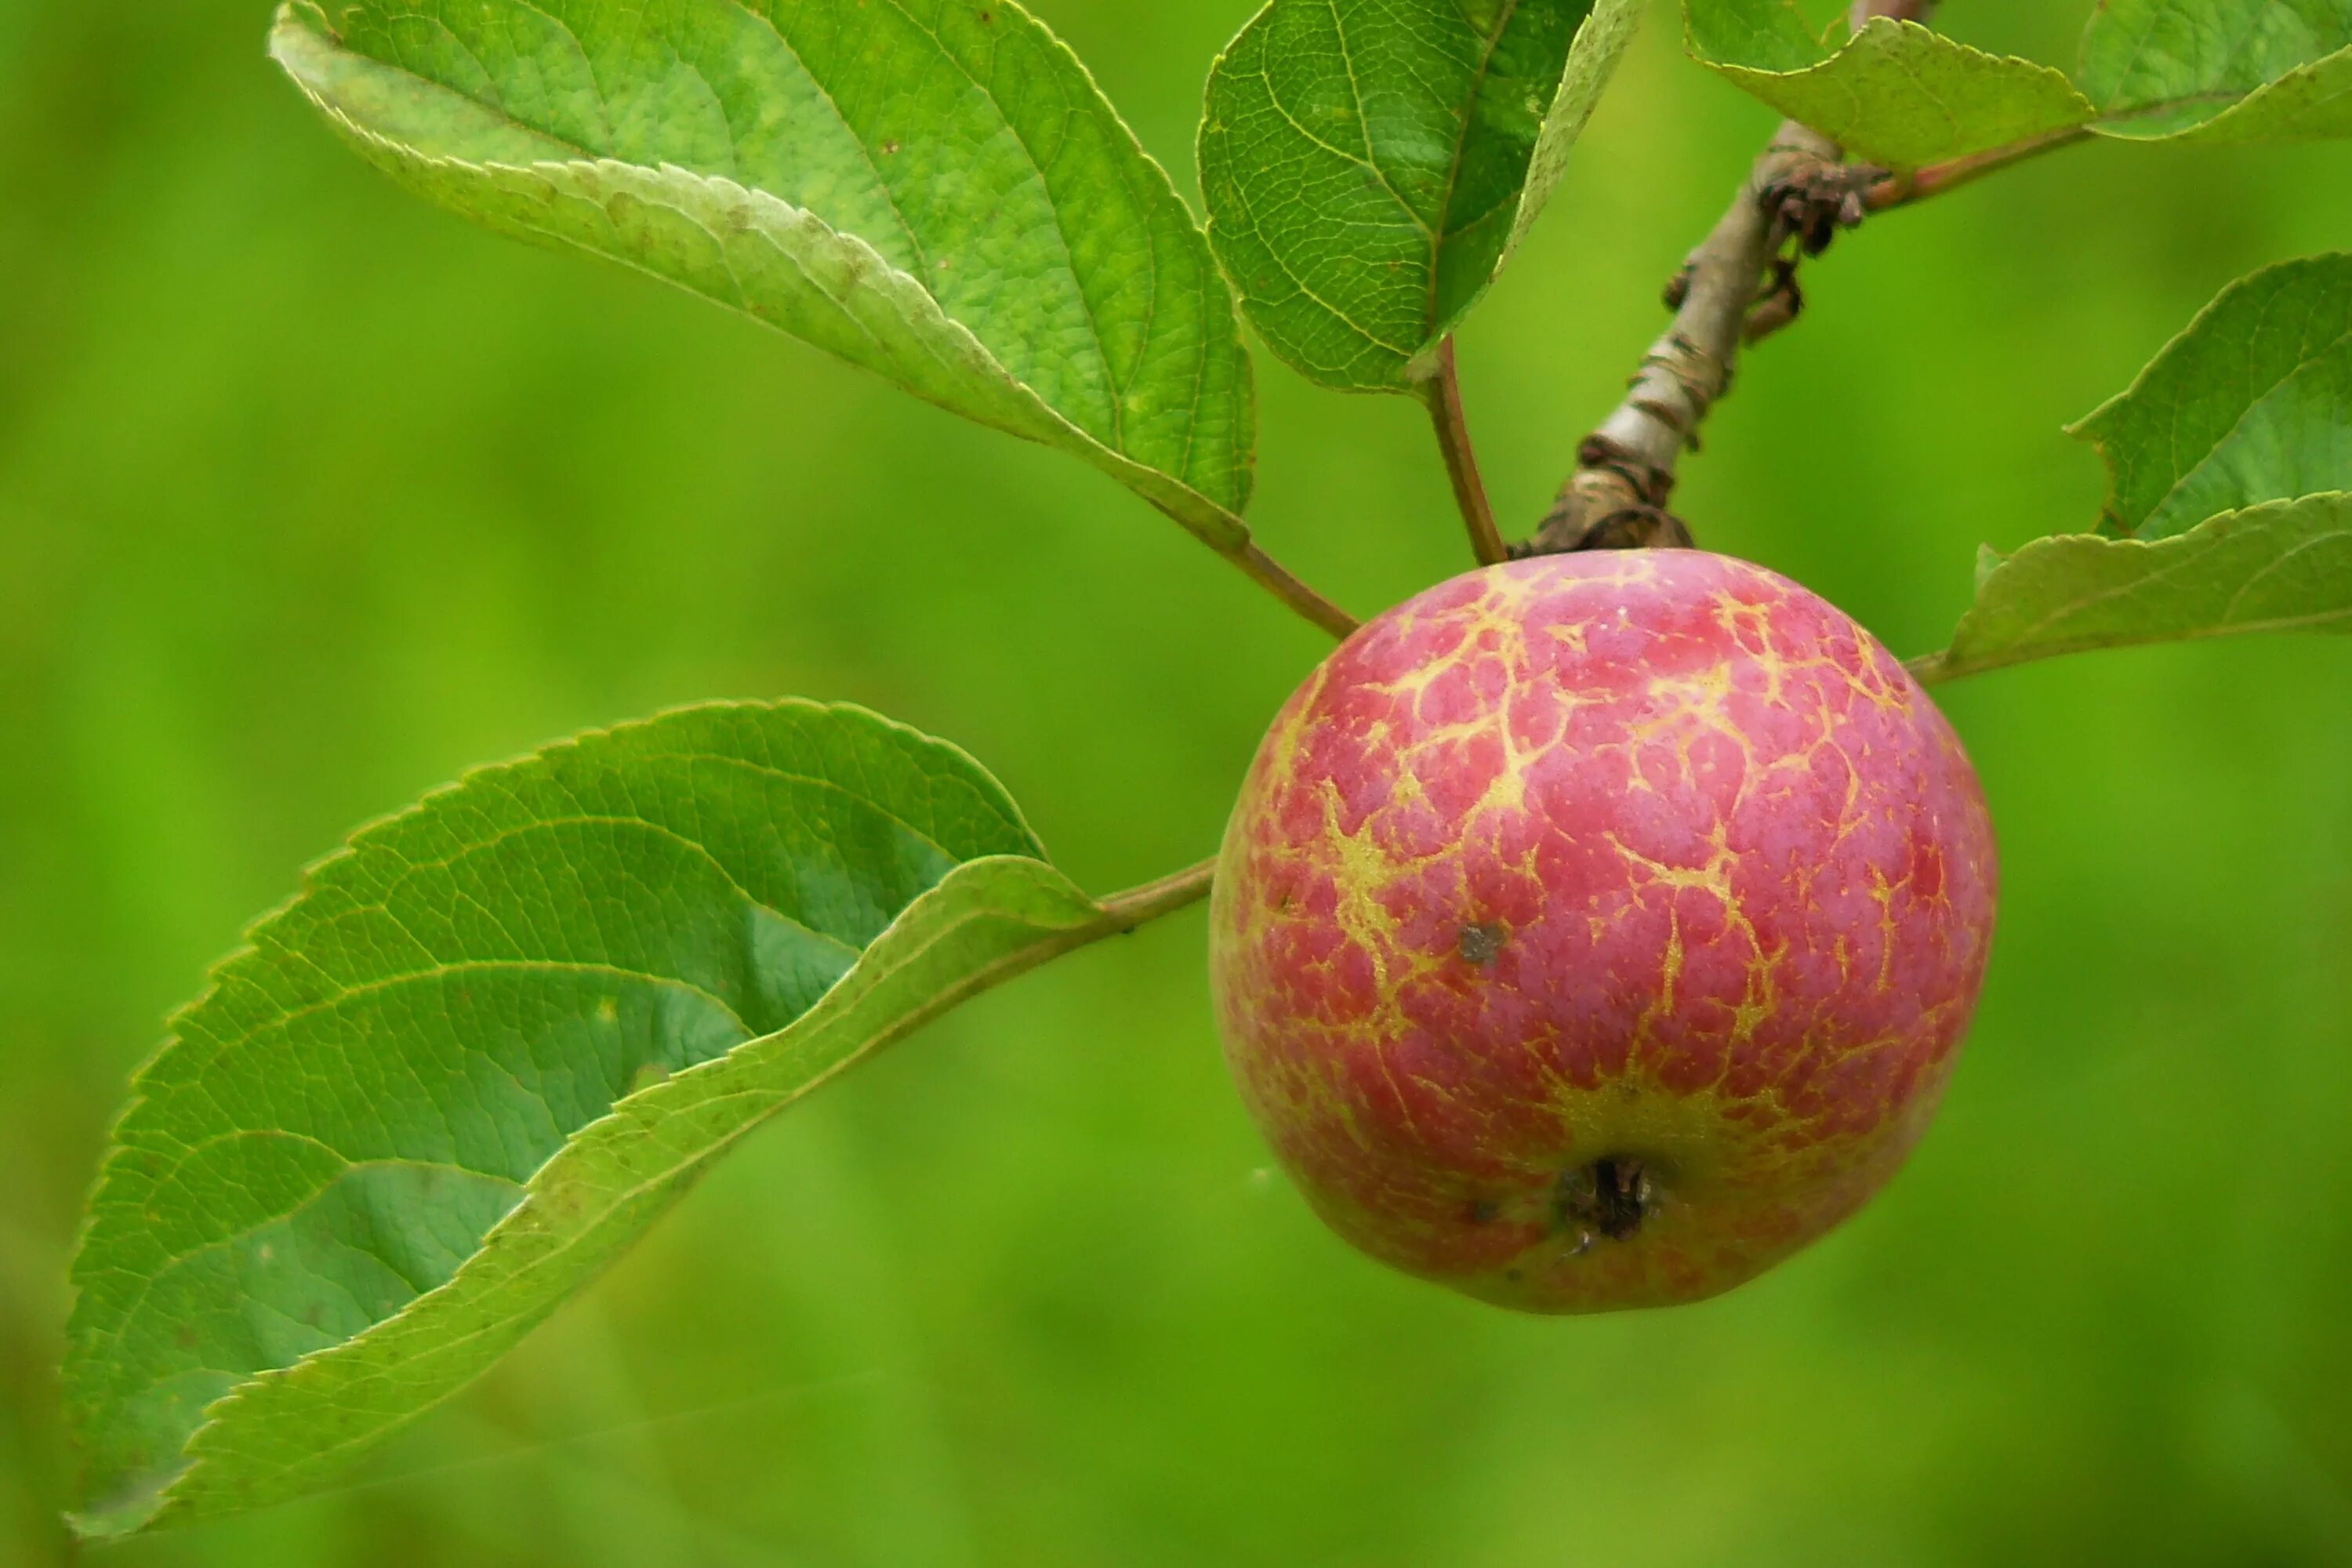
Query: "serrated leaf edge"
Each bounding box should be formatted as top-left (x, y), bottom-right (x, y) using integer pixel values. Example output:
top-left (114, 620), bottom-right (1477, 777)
top-left (62, 699), bottom-right (1062, 1536)
top-left (2087, 38), bottom-right (2352, 144)
top-left (268, 5), bottom-right (1257, 550)
top-left (1920, 493), bottom-right (2352, 682)
top-left (2067, 253), bottom-right (2352, 539)
top-left (1200, 0), bottom-right (1645, 391)
top-left (74, 844), bottom-right (1116, 1537)
top-left (1686, 11), bottom-right (2096, 169)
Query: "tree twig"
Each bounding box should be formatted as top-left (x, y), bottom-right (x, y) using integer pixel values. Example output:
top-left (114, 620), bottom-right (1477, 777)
top-left (1516, 0), bottom-right (1939, 556)
top-left (1423, 338), bottom-right (1508, 567)
top-left (1518, 122), bottom-right (1862, 554)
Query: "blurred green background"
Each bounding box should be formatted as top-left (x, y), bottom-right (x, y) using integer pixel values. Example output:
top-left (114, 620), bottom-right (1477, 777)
top-left (5, 2), bottom-right (2350, 1563)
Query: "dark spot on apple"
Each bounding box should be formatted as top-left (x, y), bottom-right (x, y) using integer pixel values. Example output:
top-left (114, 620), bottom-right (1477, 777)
top-left (1466, 1199), bottom-right (1498, 1224)
top-left (1457, 921), bottom-right (1507, 965)
top-left (1555, 1156), bottom-right (1649, 1240)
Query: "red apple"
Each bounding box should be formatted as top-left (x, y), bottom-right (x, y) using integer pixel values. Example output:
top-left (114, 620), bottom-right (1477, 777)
top-left (1210, 551), bottom-right (1997, 1312)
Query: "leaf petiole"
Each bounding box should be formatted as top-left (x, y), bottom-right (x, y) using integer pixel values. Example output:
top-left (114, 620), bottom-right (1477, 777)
top-left (1211, 530), bottom-right (1361, 641)
top-left (1865, 125), bottom-right (2096, 212)
top-left (1422, 339), bottom-right (1508, 568)
top-left (1099, 858), bottom-right (1218, 930)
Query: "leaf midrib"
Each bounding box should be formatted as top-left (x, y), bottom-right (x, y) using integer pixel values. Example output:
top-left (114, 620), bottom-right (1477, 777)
top-left (233, 800), bottom-right (939, 993)
top-left (1425, 0), bottom-right (1525, 338)
top-left (1973, 514), bottom-right (2352, 650)
top-left (873, 0), bottom-right (1134, 441)
top-left (91, 953), bottom-right (766, 1385)
top-left (154, 862), bottom-right (1104, 1520)
top-left (160, 958), bottom-right (772, 1096)
top-left (1216, 69), bottom-right (1419, 361)
top-left (2132, 289), bottom-right (2352, 533)
top-left (1325, 0), bottom-right (1434, 233)
top-left (2095, 0), bottom-right (2279, 115)
top-left (87, 782), bottom-right (961, 1392)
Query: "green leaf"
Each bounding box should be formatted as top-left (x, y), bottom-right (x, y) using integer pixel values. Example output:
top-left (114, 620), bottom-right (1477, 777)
top-left (1918, 256), bottom-right (2352, 681)
top-left (1913, 495), bottom-right (2352, 683)
top-left (269, 0), bottom-right (1257, 550)
top-left (1682, 1), bottom-right (2094, 168)
top-left (2080, 0), bottom-right (2352, 143)
top-left (64, 702), bottom-right (1190, 1537)
top-left (1198, 0), bottom-right (1643, 390)
top-left (1682, 0), bottom-right (2352, 168)
top-left (2074, 254), bottom-right (2352, 542)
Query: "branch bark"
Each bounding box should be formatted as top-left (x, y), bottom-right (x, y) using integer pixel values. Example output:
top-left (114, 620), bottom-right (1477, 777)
top-left (1517, 122), bottom-right (1860, 555)
top-left (1516, 0), bottom-right (1938, 556)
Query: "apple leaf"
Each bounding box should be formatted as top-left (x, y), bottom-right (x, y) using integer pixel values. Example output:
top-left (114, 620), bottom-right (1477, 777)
top-left (2080, 0), bottom-right (2352, 143)
top-left (1197, 0), bottom-right (1643, 390)
top-left (269, 0), bottom-right (1256, 550)
top-left (1916, 256), bottom-right (2352, 681)
top-left (1680, 0), bottom-right (2094, 168)
top-left (64, 702), bottom-right (1187, 1538)
top-left (1683, 0), bottom-right (2352, 168)
top-left (2074, 254), bottom-right (2352, 542)
top-left (1911, 495), bottom-right (2352, 683)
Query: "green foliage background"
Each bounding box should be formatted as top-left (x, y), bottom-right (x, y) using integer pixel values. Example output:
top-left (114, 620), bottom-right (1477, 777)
top-left (3, 1), bottom-right (2349, 1561)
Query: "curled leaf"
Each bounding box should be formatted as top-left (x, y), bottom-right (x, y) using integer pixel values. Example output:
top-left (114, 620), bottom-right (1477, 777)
top-left (273, 0), bottom-right (1258, 548)
top-left (64, 702), bottom-right (1185, 1536)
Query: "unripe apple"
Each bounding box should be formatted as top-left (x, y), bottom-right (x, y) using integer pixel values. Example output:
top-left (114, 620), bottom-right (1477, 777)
top-left (1210, 552), bottom-right (1996, 1312)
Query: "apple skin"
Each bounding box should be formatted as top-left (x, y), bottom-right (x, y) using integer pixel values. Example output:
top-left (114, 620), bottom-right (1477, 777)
top-left (1210, 551), bottom-right (1997, 1313)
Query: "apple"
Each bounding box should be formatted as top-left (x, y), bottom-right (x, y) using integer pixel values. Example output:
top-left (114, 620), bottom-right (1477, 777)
top-left (1210, 551), bottom-right (1997, 1312)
